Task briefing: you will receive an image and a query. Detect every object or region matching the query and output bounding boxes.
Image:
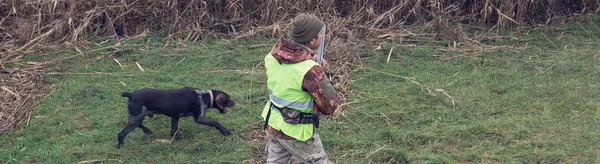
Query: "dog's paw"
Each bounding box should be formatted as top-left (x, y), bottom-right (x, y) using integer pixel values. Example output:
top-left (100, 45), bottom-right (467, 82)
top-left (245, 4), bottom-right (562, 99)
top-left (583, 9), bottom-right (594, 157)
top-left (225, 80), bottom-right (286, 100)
top-left (221, 129), bottom-right (231, 135)
top-left (143, 129), bottom-right (153, 134)
top-left (116, 144), bottom-right (122, 149)
top-left (170, 132), bottom-right (181, 139)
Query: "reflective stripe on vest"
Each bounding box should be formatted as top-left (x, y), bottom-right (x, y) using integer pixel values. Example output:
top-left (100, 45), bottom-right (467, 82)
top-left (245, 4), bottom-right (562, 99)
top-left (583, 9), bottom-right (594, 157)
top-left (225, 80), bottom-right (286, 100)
top-left (268, 89), bottom-right (314, 109)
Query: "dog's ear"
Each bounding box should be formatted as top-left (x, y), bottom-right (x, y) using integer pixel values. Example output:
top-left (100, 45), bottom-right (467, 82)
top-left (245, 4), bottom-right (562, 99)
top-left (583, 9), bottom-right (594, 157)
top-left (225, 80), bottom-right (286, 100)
top-left (215, 94), bottom-right (226, 109)
top-left (216, 94), bottom-right (236, 107)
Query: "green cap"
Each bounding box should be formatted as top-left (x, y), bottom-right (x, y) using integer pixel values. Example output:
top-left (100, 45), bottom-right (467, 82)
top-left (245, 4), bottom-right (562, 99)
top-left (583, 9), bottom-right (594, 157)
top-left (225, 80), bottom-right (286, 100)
top-left (290, 13), bottom-right (324, 44)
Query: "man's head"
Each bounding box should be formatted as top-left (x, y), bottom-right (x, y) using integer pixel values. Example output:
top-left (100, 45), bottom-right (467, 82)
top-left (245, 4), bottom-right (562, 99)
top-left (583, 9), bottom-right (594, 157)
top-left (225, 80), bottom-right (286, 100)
top-left (290, 13), bottom-right (324, 50)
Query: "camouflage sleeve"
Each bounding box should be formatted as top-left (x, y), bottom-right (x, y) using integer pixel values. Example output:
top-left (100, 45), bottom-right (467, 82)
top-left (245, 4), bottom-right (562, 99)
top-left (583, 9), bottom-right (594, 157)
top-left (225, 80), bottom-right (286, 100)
top-left (302, 66), bottom-right (339, 115)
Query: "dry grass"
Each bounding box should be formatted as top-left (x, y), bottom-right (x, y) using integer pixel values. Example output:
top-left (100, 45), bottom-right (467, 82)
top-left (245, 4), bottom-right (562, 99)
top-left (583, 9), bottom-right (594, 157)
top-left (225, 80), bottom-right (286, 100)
top-left (0, 64), bottom-right (51, 134)
top-left (1, 0), bottom-right (598, 134)
top-left (2, 0), bottom-right (598, 55)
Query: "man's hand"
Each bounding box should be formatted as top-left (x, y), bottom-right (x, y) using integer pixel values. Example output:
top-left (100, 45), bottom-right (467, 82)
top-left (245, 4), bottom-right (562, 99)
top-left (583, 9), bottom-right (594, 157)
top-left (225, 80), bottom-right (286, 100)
top-left (311, 55), bottom-right (327, 69)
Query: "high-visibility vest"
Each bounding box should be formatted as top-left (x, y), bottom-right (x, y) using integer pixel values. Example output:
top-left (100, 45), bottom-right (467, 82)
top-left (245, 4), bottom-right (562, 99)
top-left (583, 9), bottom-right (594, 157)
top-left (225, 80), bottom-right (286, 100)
top-left (261, 53), bottom-right (318, 141)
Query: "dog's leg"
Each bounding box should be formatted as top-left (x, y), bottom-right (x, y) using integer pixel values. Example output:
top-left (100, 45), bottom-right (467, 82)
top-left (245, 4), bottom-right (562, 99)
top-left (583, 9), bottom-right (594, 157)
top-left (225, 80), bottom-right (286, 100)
top-left (138, 124), bottom-right (152, 134)
top-left (117, 114), bottom-right (145, 148)
top-left (117, 104), bottom-right (147, 148)
top-left (170, 117), bottom-right (180, 137)
top-left (145, 110), bottom-right (155, 118)
top-left (193, 115), bottom-right (231, 135)
top-left (137, 106), bottom-right (153, 134)
top-left (192, 99), bottom-right (230, 135)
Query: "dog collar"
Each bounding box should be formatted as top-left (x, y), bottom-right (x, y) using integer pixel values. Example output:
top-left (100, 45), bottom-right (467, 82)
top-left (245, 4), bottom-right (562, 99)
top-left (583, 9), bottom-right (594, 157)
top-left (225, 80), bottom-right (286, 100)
top-left (208, 90), bottom-right (214, 108)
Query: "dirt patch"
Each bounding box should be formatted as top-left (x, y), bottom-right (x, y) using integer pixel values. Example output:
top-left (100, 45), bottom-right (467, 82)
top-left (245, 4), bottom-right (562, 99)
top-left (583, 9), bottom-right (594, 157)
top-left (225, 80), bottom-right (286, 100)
top-left (78, 84), bottom-right (102, 98)
top-left (0, 64), bottom-right (52, 134)
top-left (240, 126), bottom-right (266, 144)
top-left (236, 122), bottom-right (267, 163)
top-left (74, 115), bottom-right (91, 132)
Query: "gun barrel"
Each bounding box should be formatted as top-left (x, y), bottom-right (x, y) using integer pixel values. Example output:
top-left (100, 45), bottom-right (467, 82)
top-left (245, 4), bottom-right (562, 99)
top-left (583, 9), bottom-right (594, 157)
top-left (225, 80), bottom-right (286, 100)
top-left (317, 25), bottom-right (326, 66)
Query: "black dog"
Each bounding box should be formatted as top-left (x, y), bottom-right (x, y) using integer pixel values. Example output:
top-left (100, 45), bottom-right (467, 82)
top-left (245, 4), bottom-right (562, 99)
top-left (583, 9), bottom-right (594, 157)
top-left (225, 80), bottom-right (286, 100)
top-left (117, 87), bottom-right (235, 148)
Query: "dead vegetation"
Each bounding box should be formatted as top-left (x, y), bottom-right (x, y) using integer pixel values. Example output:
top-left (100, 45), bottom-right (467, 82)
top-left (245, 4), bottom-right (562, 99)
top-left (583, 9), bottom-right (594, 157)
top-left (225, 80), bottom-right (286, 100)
top-left (2, 0), bottom-right (598, 58)
top-left (1, 0), bottom-right (598, 136)
top-left (0, 63), bottom-right (52, 134)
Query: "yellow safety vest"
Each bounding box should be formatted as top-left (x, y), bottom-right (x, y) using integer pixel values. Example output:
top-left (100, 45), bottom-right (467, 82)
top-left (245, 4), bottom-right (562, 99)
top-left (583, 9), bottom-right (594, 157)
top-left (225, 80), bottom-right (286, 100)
top-left (261, 53), bottom-right (318, 141)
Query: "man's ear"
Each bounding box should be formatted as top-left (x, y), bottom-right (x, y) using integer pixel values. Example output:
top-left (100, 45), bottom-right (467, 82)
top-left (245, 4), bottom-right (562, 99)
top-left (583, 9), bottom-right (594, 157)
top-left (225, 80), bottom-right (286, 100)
top-left (308, 38), bottom-right (316, 46)
top-left (309, 37), bottom-right (319, 49)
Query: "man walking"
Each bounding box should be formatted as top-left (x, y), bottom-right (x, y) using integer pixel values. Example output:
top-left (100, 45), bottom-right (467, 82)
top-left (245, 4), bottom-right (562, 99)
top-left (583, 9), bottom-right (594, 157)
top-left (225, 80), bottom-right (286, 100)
top-left (261, 13), bottom-right (339, 164)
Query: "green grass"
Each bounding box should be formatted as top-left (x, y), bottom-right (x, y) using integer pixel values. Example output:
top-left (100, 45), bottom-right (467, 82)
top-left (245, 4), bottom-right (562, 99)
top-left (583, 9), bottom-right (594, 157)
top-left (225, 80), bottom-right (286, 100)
top-left (2, 17), bottom-right (600, 163)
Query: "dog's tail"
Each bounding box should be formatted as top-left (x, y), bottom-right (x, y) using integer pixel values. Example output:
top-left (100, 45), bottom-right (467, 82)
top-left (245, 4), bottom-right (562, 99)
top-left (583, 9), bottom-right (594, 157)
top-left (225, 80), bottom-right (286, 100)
top-left (122, 92), bottom-right (132, 98)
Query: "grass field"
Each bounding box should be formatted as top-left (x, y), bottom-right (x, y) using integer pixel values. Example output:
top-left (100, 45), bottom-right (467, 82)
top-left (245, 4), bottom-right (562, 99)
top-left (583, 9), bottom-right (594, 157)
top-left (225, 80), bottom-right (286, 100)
top-left (2, 17), bottom-right (600, 163)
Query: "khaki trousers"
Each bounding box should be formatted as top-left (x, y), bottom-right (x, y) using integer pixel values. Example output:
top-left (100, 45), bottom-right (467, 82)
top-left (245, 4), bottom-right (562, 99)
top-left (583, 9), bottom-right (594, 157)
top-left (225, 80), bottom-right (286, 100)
top-left (265, 131), bottom-right (332, 164)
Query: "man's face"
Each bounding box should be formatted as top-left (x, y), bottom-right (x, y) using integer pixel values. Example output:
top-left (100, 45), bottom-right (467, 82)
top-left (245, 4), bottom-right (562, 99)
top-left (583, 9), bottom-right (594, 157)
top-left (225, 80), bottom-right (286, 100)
top-left (308, 30), bottom-right (324, 50)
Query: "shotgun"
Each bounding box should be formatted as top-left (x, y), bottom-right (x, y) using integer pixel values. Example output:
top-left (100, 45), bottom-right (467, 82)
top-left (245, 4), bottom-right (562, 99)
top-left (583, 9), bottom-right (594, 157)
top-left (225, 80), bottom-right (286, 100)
top-left (313, 24), bottom-right (326, 128)
top-left (316, 25), bottom-right (326, 66)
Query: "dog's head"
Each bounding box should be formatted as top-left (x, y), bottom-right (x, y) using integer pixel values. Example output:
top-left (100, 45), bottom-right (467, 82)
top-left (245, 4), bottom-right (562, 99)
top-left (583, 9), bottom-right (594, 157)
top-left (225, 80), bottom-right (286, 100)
top-left (212, 90), bottom-right (236, 114)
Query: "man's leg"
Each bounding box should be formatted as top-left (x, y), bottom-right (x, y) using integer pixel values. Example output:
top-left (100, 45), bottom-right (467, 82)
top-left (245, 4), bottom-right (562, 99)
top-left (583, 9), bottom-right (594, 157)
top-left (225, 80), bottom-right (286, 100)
top-left (266, 132), bottom-right (293, 164)
top-left (277, 133), bottom-right (331, 164)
